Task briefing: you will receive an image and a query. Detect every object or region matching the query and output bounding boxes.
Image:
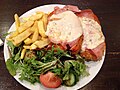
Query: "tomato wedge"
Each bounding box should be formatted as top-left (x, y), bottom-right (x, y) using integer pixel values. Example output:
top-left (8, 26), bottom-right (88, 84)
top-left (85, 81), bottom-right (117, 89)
top-left (40, 72), bottom-right (62, 88)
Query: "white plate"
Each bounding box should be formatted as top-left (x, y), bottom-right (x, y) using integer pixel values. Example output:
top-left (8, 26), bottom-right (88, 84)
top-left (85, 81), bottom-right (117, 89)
top-left (4, 4), bottom-right (105, 90)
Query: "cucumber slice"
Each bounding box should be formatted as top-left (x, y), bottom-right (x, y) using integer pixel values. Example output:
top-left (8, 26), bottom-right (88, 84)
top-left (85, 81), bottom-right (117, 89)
top-left (64, 73), bottom-right (75, 86)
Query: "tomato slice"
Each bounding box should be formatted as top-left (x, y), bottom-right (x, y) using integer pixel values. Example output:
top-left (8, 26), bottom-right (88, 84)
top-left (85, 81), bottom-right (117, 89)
top-left (40, 72), bottom-right (62, 88)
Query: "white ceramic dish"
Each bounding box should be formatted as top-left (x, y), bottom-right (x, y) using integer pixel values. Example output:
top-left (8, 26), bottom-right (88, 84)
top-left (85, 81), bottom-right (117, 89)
top-left (4, 4), bottom-right (105, 90)
top-left (0, 38), bottom-right (3, 46)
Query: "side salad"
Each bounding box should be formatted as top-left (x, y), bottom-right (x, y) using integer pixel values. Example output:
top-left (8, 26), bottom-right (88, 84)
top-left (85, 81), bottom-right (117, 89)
top-left (6, 41), bottom-right (89, 88)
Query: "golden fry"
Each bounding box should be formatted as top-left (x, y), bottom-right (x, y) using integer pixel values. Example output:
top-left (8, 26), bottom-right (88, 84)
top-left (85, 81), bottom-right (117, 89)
top-left (36, 11), bottom-right (44, 14)
top-left (24, 38), bottom-right (32, 45)
top-left (18, 20), bottom-right (34, 33)
top-left (32, 30), bottom-right (39, 42)
top-left (14, 14), bottom-right (20, 30)
top-left (23, 45), bottom-right (31, 49)
top-left (31, 22), bottom-right (39, 42)
top-left (34, 38), bottom-right (50, 49)
top-left (20, 22), bottom-right (24, 26)
top-left (31, 21), bottom-right (38, 32)
top-left (12, 28), bottom-right (33, 45)
top-left (22, 17), bottom-right (30, 21)
top-left (29, 14), bottom-right (43, 21)
top-left (6, 38), bottom-right (13, 41)
top-left (38, 20), bottom-right (46, 37)
top-left (30, 44), bottom-right (37, 50)
top-left (9, 31), bottom-right (19, 39)
top-left (42, 13), bottom-right (48, 31)
top-left (9, 11), bottom-right (50, 49)
top-left (20, 49), bottom-right (26, 59)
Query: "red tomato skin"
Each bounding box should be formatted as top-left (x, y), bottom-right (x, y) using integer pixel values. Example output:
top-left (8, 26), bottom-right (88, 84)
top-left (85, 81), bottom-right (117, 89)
top-left (40, 72), bottom-right (62, 88)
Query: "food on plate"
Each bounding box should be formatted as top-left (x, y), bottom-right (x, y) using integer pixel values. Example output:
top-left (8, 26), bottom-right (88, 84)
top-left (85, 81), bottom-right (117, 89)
top-left (12, 28), bottom-right (33, 45)
top-left (5, 5), bottom-right (105, 89)
top-left (46, 11), bottom-right (83, 50)
top-left (14, 14), bottom-right (20, 30)
top-left (38, 20), bottom-right (47, 37)
top-left (20, 49), bottom-right (26, 59)
top-left (18, 20), bottom-right (34, 33)
top-left (76, 9), bottom-right (106, 60)
top-left (46, 5), bottom-right (105, 60)
top-left (7, 11), bottom-right (50, 49)
top-left (40, 72), bottom-right (62, 88)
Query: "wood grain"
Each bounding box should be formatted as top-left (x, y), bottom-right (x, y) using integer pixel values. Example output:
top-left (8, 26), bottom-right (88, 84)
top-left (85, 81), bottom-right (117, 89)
top-left (0, 0), bottom-right (120, 90)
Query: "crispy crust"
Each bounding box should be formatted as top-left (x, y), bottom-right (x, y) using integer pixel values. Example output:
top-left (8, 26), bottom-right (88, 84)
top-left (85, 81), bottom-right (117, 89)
top-left (81, 42), bottom-right (106, 61)
top-left (81, 49), bottom-right (97, 61)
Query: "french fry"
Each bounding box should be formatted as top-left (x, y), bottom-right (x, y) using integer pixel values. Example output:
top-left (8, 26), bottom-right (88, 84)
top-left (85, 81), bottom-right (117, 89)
top-left (8, 31), bottom-right (19, 39)
top-left (9, 11), bottom-right (50, 50)
top-left (24, 38), bottom-right (32, 45)
top-left (14, 14), bottom-right (20, 30)
top-left (38, 20), bottom-right (46, 37)
top-left (22, 17), bottom-right (30, 21)
top-left (42, 13), bottom-right (48, 31)
top-left (18, 20), bottom-right (34, 33)
top-left (31, 21), bottom-right (38, 32)
top-left (34, 38), bottom-right (50, 49)
top-left (20, 22), bottom-right (25, 26)
top-left (12, 28), bottom-right (33, 45)
top-left (30, 43), bottom-right (37, 50)
top-left (12, 41), bottom-right (18, 46)
top-left (32, 30), bottom-right (39, 42)
top-left (32, 22), bottom-right (39, 42)
top-left (29, 14), bottom-right (43, 21)
top-left (36, 11), bottom-right (44, 14)
top-left (20, 49), bottom-right (26, 59)
top-left (6, 38), bottom-right (13, 41)
top-left (23, 45), bottom-right (31, 49)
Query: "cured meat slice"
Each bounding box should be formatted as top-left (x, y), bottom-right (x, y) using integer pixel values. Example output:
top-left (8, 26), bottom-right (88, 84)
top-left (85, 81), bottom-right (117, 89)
top-left (81, 42), bottom-right (106, 60)
top-left (46, 5), bottom-right (106, 60)
top-left (77, 9), bottom-right (105, 60)
top-left (53, 5), bottom-right (80, 14)
top-left (46, 10), bottom-right (83, 52)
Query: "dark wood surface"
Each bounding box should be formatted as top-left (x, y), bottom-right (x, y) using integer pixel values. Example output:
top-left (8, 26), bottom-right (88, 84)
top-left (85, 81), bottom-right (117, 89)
top-left (0, 0), bottom-right (120, 90)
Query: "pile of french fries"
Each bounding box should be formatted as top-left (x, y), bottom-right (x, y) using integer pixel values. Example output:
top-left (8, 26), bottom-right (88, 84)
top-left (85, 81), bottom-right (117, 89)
top-left (7, 11), bottom-right (50, 59)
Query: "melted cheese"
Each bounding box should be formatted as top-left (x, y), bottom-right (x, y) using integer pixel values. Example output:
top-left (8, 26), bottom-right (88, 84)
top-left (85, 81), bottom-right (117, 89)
top-left (79, 17), bottom-right (105, 50)
top-left (46, 11), bottom-right (82, 43)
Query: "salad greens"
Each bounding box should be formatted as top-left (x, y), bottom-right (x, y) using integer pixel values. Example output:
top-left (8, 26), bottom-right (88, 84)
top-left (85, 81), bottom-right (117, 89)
top-left (6, 41), bottom-right (89, 86)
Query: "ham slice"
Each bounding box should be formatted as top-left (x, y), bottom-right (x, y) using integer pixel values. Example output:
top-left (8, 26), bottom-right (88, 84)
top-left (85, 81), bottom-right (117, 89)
top-left (53, 5), bottom-right (81, 14)
top-left (81, 42), bottom-right (106, 60)
top-left (77, 9), bottom-right (105, 60)
top-left (46, 10), bottom-right (83, 52)
top-left (46, 5), bottom-right (105, 60)
top-left (92, 42), bottom-right (106, 60)
top-left (48, 5), bottom-right (81, 20)
top-left (76, 9), bottom-right (100, 24)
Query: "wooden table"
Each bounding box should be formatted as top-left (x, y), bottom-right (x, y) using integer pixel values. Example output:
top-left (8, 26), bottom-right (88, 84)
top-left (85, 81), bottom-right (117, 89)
top-left (0, 0), bottom-right (120, 90)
